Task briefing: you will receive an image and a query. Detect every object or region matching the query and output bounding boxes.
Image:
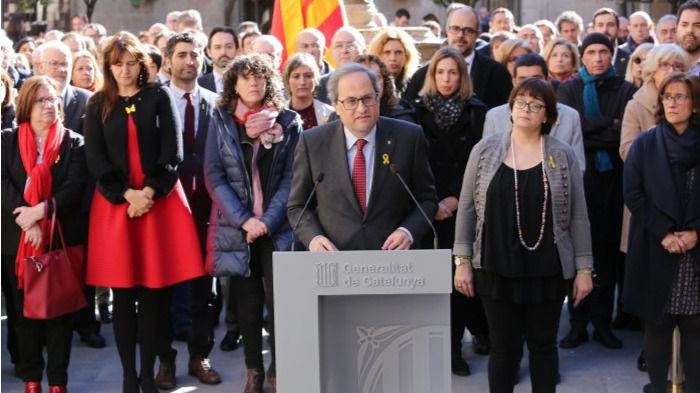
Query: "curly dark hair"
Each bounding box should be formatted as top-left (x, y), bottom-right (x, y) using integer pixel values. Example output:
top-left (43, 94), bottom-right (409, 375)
top-left (218, 54), bottom-right (284, 112)
top-left (354, 54), bottom-right (400, 110)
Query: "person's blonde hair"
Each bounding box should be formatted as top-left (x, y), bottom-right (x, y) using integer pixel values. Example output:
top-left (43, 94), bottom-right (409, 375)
top-left (71, 50), bottom-right (103, 91)
top-left (494, 38), bottom-right (532, 66)
top-left (625, 43), bottom-right (654, 86)
top-left (642, 43), bottom-right (691, 85)
top-left (542, 38), bottom-right (580, 73)
top-left (419, 47), bottom-right (472, 100)
top-left (366, 27), bottom-right (420, 85)
top-left (283, 52), bottom-right (321, 97)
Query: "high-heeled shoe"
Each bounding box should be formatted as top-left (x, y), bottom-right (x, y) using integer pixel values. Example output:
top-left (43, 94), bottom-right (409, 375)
top-left (48, 386), bottom-right (67, 393)
top-left (25, 381), bottom-right (41, 393)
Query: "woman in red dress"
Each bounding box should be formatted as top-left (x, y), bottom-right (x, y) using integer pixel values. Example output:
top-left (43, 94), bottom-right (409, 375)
top-left (83, 31), bottom-right (204, 393)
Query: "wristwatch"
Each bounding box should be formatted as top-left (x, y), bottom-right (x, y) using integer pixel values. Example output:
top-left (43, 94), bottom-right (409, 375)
top-left (454, 255), bottom-right (471, 267)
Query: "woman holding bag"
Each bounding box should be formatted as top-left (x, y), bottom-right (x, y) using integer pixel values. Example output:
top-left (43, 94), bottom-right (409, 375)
top-left (83, 31), bottom-right (204, 393)
top-left (204, 54), bottom-right (301, 393)
top-left (1, 75), bottom-right (88, 393)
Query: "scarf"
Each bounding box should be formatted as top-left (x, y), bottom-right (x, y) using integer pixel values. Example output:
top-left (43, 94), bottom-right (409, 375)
top-left (421, 93), bottom-right (464, 130)
top-left (233, 101), bottom-right (284, 149)
top-left (662, 121), bottom-right (700, 170)
top-left (15, 121), bottom-right (65, 288)
top-left (579, 66), bottom-right (617, 117)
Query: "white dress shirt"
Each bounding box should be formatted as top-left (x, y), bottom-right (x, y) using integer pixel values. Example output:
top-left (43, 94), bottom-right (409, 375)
top-left (344, 126), bottom-right (376, 199)
top-left (168, 83), bottom-right (201, 135)
top-left (213, 69), bottom-right (224, 93)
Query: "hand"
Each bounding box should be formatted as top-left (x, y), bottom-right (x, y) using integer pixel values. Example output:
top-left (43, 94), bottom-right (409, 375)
top-left (662, 233), bottom-right (685, 254)
top-left (14, 203), bottom-right (45, 231)
top-left (127, 204), bottom-right (151, 218)
top-left (572, 272), bottom-right (593, 307)
top-left (435, 202), bottom-right (453, 221)
top-left (674, 230), bottom-right (698, 252)
top-left (124, 189), bottom-right (154, 215)
top-left (454, 264), bottom-right (475, 297)
top-left (242, 217), bottom-right (268, 244)
top-left (308, 235), bottom-right (338, 252)
top-left (382, 229), bottom-right (412, 250)
top-left (24, 224), bottom-right (43, 250)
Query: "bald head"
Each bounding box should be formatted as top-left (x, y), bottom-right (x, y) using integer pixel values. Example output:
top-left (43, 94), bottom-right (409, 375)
top-left (251, 35), bottom-right (283, 69)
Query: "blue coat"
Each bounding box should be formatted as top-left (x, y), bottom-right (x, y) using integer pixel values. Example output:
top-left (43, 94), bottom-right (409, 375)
top-left (204, 105), bottom-right (301, 276)
top-left (623, 124), bottom-right (700, 324)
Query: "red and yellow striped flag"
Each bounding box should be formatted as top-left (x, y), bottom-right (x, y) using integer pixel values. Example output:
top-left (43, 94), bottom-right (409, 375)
top-left (271, 0), bottom-right (347, 65)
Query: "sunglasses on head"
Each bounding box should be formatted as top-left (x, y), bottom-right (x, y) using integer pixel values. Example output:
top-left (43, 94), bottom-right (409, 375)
top-left (633, 57), bottom-right (646, 65)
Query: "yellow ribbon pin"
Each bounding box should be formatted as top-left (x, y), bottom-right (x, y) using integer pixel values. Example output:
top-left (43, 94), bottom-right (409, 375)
top-left (548, 156), bottom-right (556, 169)
top-left (382, 153), bottom-right (390, 165)
top-left (125, 104), bottom-right (136, 114)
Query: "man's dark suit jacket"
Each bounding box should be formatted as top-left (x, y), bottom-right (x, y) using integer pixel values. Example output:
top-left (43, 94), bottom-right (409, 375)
top-left (613, 46), bottom-right (630, 79)
top-left (63, 85), bottom-right (92, 135)
top-left (167, 85), bottom-right (218, 251)
top-left (403, 50), bottom-right (512, 109)
top-left (287, 117), bottom-right (438, 250)
top-left (198, 72), bottom-right (217, 93)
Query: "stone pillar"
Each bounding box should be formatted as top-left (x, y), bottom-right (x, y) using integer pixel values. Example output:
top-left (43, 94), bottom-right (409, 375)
top-left (344, 0), bottom-right (380, 29)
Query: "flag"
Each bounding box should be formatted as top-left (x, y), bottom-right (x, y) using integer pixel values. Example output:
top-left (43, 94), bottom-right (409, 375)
top-left (271, 0), bottom-right (348, 65)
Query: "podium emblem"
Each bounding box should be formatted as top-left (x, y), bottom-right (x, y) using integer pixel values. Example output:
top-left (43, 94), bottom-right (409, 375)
top-left (316, 263), bottom-right (338, 287)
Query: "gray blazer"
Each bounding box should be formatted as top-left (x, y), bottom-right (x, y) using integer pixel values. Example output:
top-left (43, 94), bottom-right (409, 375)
top-left (453, 131), bottom-right (593, 279)
top-left (483, 102), bottom-right (586, 172)
top-left (63, 85), bottom-right (92, 135)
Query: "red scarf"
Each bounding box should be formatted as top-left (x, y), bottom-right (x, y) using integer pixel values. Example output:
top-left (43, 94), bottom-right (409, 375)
top-left (15, 121), bottom-right (65, 288)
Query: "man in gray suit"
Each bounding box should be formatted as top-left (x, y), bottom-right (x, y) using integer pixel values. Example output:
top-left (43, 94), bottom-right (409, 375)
top-left (483, 54), bottom-right (586, 171)
top-left (34, 41), bottom-right (92, 135)
top-left (288, 64), bottom-right (438, 251)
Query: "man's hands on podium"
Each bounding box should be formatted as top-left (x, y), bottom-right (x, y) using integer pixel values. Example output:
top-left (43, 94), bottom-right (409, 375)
top-left (309, 235), bottom-right (338, 251)
top-left (381, 229), bottom-right (412, 250)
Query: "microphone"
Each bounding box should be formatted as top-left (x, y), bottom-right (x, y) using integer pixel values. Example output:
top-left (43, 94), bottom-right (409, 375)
top-left (291, 173), bottom-right (325, 251)
top-left (390, 164), bottom-right (439, 250)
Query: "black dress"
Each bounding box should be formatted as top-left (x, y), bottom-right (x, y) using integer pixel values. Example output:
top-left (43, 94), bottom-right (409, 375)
top-left (477, 163), bottom-right (567, 304)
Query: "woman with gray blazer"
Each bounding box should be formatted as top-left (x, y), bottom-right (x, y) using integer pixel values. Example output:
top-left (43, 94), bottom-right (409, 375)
top-left (453, 79), bottom-right (593, 393)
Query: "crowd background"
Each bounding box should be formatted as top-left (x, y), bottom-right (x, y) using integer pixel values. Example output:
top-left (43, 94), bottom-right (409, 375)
top-left (1, 2), bottom-right (699, 393)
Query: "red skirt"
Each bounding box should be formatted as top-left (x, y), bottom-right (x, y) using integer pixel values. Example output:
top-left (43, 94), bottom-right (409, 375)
top-left (86, 112), bottom-right (204, 288)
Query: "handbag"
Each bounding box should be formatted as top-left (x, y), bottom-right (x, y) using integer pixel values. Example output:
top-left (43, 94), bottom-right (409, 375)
top-left (23, 198), bottom-right (87, 319)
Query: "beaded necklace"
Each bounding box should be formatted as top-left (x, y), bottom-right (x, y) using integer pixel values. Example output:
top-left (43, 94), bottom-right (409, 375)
top-left (510, 134), bottom-right (549, 251)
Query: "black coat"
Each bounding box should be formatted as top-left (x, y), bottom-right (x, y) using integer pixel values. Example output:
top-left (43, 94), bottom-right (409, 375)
top-left (403, 50), bottom-right (513, 109)
top-left (623, 125), bottom-right (700, 324)
top-left (84, 84), bottom-right (182, 204)
top-left (1, 128), bottom-right (88, 255)
top-left (62, 85), bottom-right (92, 136)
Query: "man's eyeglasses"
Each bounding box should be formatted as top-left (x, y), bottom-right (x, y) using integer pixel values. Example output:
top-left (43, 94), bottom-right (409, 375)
top-left (298, 43), bottom-right (321, 50)
top-left (43, 61), bottom-right (70, 69)
top-left (336, 94), bottom-right (378, 110)
top-left (447, 25), bottom-right (478, 37)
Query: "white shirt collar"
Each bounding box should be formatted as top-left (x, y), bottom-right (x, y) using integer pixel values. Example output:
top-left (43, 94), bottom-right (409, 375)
top-left (464, 50), bottom-right (476, 73)
top-left (213, 69), bottom-right (224, 81)
top-left (344, 126), bottom-right (377, 151)
top-left (169, 82), bottom-right (200, 100)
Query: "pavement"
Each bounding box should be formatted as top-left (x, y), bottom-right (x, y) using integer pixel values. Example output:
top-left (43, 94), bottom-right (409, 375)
top-left (1, 304), bottom-right (650, 393)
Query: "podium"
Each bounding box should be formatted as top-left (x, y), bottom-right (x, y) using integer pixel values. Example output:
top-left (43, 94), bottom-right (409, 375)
top-left (273, 249), bottom-right (452, 393)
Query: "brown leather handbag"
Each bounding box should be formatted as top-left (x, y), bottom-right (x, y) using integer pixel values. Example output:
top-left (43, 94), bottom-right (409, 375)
top-left (23, 199), bottom-right (87, 319)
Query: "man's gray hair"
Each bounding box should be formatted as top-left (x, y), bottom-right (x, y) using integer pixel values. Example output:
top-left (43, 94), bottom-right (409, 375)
top-left (327, 63), bottom-right (380, 103)
top-left (35, 40), bottom-right (72, 63)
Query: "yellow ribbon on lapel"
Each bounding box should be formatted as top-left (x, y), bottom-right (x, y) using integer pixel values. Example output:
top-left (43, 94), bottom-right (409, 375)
top-left (125, 104), bottom-right (136, 114)
top-left (382, 153), bottom-right (390, 165)
top-left (548, 156), bottom-right (556, 169)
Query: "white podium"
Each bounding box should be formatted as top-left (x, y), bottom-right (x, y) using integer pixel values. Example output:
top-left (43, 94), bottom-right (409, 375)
top-left (273, 249), bottom-right (452, 393)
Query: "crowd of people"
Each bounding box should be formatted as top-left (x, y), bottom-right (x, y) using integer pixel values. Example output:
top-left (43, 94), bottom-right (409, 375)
top-left (1, 2), bottom-right (699, 393)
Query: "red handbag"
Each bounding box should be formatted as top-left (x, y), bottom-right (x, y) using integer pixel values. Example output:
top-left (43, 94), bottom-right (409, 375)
top-left (23, 199), bottom-right (87, 319)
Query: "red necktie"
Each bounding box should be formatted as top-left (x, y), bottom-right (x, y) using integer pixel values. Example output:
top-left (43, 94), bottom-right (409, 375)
top-left (352, 139), bottom-right (367, 214)
top-left (183, 92), bottom-right (196, 193)
top-left (184, 92), bottom-right (195, 155)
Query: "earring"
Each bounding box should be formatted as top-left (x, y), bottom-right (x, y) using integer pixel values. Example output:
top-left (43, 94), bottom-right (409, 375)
top-left (138, 71), bottom-right (146, 86)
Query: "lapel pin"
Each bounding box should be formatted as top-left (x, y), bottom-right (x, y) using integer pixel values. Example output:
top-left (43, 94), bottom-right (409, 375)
top-left (55, 154), bottom-right (61, 164)
top-left (125, 104), bottom-right (136, 114)
top-left (548, 156), bottom-right (556, 169)
top-left (382, 153), bottom-right (390, 165)
top-left (387, 140), bottom-right (392, 145)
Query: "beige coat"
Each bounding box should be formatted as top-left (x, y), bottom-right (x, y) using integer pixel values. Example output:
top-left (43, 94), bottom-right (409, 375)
top-left (619, 83), bottom-right (658, 252)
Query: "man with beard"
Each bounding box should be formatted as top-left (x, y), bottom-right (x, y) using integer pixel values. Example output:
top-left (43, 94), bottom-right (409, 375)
top-left (403, 4), bottom-right (512, 109)
top-left (199, 27), bottom-right (238, 93)
top-left (156, 32), bottom-right (222, 389)
top-left (677, 0), bottom-right (700, 75)
top-left (591, 8), bottom-right (630, 79)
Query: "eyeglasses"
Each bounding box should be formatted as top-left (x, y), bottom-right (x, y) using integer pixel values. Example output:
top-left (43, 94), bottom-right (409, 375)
top-left (513, 99), bottom-right (545, 113)
top-left (659, 62), bottom-right (685, 71)
top-left (336, 94), bottom-right (378, 110)
top-left (35, 96), bottom-right (60, 106)
top-left (662, 94), bottom-right (691, 104)
top-left (298, 43), bottom-right (321, 50)
top-left (632, 57), bottom-right (646, 65)
top-left (447, 25), bottom-right (478, 37)
top-left (42, 61), bottom-right (70, 69)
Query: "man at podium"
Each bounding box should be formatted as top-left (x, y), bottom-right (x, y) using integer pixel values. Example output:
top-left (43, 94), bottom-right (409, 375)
top-left (288, 63), bottom-right (438, 251)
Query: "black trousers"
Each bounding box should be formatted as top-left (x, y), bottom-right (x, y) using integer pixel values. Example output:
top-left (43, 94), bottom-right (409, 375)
top-left (157, 275), bottom-right (216, 362)
top-left (644, 313), bottom-right (700, 393)
top-left (230, 236), bottom-right (275, 371)
top-left (2, 253), bottom-right (20, 365)
top-left (112, 286), bottom-right (168, 383)
top-left (482, 296), bottom-right (563, 393)
top-left (2, 254), bottom-right (73, 385)
top-left (73, 285), bottom-right (100, 336)
top-left (567, 242), bottom-right (624, 330)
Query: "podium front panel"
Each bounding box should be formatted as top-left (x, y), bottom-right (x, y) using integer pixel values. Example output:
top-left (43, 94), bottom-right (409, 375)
top-left (274, 249), bottom-right (451, 393)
